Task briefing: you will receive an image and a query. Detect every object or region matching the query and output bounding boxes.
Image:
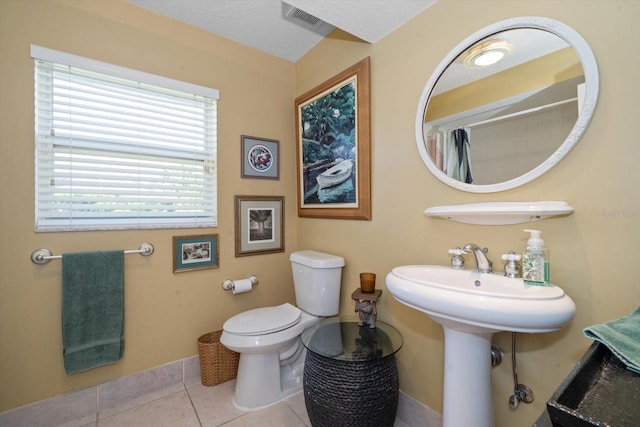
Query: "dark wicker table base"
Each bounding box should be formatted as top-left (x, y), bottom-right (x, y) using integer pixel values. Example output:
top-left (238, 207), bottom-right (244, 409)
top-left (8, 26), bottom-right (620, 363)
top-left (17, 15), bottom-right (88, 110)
top-left (303, 350), bottom-right (399, 427)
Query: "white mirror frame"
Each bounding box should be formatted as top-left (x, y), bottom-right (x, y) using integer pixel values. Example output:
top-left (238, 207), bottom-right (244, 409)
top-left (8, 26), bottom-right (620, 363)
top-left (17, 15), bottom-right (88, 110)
top-left (416, 16), bottom-right (599, 193)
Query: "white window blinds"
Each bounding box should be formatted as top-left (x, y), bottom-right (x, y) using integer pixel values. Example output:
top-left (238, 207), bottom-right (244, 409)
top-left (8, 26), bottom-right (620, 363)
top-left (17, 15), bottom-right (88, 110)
top-left (32, 46), bottom-right (218, 231)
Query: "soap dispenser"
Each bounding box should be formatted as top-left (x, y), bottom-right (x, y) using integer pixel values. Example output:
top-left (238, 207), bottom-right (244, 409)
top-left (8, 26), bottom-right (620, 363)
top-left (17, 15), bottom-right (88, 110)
top-left (522, 229), bottom-right (549, 286)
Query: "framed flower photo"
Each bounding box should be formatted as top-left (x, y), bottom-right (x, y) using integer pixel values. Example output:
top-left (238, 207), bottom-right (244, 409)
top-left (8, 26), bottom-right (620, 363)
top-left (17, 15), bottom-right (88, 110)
top-left (241, 135), bottom-right (280, 180)
top-left (234, 195), bottom-right (284, 257)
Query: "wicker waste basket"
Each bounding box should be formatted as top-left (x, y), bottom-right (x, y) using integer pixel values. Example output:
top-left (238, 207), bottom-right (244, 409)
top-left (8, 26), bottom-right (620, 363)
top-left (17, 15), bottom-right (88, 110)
top-left (197, 330), bottom-right (239, 386)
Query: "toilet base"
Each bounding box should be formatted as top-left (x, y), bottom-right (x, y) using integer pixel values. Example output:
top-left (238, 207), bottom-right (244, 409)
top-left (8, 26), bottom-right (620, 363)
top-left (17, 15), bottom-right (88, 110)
top-left (233, 345), bottom-right (307, 410)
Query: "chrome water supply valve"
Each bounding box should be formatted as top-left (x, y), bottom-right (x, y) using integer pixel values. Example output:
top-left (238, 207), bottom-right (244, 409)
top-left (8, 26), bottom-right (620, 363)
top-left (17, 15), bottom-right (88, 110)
top-left (509, 384), bottom-right (534, 409)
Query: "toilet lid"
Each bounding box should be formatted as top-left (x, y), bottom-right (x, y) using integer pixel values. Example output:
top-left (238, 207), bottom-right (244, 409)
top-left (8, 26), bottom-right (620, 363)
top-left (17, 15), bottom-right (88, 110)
top-left (223, 303), bottom-right (301, 336)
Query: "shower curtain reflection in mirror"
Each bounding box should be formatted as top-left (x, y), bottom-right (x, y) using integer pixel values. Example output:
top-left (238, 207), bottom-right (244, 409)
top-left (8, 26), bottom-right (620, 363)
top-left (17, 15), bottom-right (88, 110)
top-left (427, 127), bottom-right (473, 184)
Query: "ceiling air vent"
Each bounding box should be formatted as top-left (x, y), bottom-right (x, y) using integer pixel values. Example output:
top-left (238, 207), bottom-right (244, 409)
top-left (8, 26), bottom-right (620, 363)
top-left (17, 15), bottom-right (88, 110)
top-left (283, 3), bottom-right (332, 29)
top-left (282, 3), bottom-right (334, 36)
top-left (289, 7), bottom-right (320, 26)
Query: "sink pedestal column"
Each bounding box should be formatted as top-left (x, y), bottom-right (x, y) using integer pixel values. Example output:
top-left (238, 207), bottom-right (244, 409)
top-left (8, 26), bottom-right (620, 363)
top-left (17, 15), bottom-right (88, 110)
top-left (442, 326), bottom-right (495, 427)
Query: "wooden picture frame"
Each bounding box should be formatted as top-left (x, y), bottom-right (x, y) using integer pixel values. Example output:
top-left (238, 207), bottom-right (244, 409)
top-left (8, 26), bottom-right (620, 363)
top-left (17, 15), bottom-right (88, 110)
top-left (241, 135), bottom-right (280, 180)
top-left (234, 195), bottom-right (284, 257)
top-left (295, 57), bottom-right (371, 220)
top-left (173, 234), bottom-right (219, 273)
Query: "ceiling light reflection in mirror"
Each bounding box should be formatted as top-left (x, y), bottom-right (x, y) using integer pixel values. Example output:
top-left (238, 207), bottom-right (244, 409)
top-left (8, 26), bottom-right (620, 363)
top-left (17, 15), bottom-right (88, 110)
top-left (463, 39), bottom-right (513, 68)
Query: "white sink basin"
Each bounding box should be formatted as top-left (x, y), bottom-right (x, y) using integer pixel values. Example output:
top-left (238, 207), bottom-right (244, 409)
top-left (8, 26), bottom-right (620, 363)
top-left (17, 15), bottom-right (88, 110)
top-left (386, 265), bottom-right (576, 427)
top-left (386, 265), bottom-right (575, 333)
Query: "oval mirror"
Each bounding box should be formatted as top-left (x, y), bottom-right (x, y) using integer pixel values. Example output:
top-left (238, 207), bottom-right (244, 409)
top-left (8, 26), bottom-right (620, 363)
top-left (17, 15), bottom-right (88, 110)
top-left (416, 17), bottom-right (599, 193)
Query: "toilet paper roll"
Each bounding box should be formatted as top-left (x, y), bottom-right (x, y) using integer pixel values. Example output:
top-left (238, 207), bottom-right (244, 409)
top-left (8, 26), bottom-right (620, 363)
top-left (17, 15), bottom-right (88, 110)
top-left (232, 278), bottom-right (253, 295)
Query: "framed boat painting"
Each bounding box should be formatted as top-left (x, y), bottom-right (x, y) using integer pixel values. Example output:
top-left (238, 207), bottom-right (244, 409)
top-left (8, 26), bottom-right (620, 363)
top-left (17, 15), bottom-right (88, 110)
top-left (295, 57), bottom-right (371, 220)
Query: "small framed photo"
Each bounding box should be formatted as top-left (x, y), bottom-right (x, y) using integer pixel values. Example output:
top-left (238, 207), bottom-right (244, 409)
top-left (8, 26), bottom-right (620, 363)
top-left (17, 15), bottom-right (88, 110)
top-left (235, 195), bottom-right (284, 257)
top-left (173, 234), bottom-right (219, 273)
top-left (241, 135), bottom-right (280, 179)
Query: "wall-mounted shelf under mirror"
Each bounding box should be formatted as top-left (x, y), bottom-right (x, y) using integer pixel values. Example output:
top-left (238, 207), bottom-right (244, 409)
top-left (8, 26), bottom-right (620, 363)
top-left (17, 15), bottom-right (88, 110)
top-left (424, 201), bottom-right (574, 225)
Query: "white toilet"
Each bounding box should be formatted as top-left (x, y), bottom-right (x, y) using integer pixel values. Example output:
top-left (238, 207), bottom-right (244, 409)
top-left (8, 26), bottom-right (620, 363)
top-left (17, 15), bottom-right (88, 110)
top-left (220, 250), bottom-right (345, 410)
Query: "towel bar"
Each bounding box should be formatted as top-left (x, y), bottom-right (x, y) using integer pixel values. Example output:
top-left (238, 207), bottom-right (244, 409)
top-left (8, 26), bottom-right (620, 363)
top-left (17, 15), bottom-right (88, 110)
top-left (30, 243), bottom-right (154, 265)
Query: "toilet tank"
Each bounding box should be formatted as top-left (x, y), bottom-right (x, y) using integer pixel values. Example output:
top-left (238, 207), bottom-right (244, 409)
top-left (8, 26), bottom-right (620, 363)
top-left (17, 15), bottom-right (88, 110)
top-left (290, 250), bottom-right (345, 316)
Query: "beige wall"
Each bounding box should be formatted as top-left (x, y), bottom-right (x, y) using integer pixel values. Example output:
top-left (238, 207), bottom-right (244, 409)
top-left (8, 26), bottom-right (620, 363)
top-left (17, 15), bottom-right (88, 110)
top-left (2, 1), bottom-right (640, 426)
top-left (0, 0), bottom-right (298, 411)
top-left (295, 0), bottom-right (640, 426)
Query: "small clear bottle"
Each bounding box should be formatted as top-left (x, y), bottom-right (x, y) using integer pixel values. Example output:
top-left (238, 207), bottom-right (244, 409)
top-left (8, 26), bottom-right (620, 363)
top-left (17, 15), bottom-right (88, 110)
top-left (522, 229), bottom-right (549, 286)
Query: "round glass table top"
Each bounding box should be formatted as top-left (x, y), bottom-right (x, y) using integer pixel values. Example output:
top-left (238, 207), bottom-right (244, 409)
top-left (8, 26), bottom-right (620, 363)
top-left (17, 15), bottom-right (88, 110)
top-left (301, 317), bottom-right (403, 362)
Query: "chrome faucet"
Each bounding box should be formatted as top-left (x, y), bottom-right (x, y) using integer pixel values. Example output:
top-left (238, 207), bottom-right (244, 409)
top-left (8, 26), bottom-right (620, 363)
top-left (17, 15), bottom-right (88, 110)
top-left (462, 243), bottom-right (493, 273)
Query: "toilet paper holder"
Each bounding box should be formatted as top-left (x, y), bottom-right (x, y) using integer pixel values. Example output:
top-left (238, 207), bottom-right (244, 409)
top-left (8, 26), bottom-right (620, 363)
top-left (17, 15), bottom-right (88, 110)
top-left (222, 275), bottom-right (258, 291)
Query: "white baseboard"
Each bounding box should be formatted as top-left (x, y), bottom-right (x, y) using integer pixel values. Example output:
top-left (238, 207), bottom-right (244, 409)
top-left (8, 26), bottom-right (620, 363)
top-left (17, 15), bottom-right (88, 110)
top-left (0, 355), bottom-right (201, 427)
top-left (398, 390), bottom-right (443, 427)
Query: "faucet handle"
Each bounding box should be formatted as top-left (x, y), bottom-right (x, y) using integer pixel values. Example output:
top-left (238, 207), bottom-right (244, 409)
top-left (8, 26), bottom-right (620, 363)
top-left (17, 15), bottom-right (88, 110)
top-left (502, 252), bottom-right (522, 278)
top-left (501, 252), bottom-right (522, 262)
top-left (448, 247), bottom-right (465, 269)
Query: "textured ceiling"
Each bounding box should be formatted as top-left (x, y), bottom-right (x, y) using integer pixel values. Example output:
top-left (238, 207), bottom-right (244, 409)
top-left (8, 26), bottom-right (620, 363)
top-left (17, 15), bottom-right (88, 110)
top-left (125, 0), bottom-right (568, 97)
top-left (128, 0), bottom-right (437, 62)
top-left (283, 0), bottom-right (437, 44)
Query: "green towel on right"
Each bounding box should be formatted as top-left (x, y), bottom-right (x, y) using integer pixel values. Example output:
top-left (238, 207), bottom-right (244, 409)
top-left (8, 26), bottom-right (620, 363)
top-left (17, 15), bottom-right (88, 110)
top-left (62, 250), bottom-right (125, 375)
top-left (583, 306), bottom-right (640, 374)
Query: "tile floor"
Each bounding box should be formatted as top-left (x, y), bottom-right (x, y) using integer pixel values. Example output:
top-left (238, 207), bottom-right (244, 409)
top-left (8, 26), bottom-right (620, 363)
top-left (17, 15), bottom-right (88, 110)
top-left (72, 379), bottom-right (410, 427)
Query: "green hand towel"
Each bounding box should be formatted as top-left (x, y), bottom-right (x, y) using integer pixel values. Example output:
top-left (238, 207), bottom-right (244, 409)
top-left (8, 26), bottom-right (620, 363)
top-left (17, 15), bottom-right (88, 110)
top-left (584, 306), bottom-right (640, 374)
top-left (62, 250), bottom-right (125, 375)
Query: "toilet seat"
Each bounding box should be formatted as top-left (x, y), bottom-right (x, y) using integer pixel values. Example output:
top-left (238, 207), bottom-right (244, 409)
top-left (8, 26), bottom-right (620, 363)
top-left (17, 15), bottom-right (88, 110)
top-left (223, 303), bottom-right (301, 336)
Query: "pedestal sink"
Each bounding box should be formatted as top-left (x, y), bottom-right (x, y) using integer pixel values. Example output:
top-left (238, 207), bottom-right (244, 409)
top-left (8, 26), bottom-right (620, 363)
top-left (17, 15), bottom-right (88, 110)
top-left (385, 265), bottom-right (575, 427)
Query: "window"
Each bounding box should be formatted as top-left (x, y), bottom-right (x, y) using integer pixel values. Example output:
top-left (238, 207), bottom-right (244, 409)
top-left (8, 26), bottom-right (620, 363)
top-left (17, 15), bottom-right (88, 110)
top-left (31, 45), bottom-right (218, 231)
